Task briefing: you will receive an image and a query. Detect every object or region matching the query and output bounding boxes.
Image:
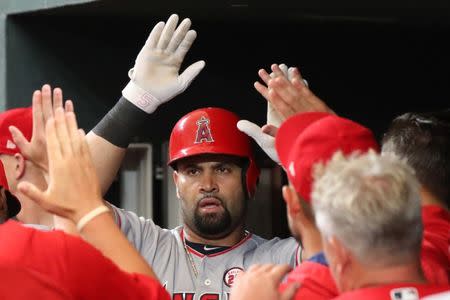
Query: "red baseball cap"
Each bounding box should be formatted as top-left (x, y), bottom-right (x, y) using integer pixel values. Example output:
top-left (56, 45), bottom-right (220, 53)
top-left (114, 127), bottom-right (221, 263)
top-left (0, 107), bottom-right (32, 217)
top-left (275, 112), bottom-right (379, 202)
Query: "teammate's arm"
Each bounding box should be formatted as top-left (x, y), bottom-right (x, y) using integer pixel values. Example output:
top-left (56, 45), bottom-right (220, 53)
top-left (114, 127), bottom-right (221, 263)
top-left (17, 108), bottom-right (156, 277)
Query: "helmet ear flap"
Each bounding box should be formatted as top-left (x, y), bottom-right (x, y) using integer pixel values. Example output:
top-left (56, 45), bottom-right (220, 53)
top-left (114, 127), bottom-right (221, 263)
top-left (244, 157), bottom-right (260, 199)
top-left (237, 155), bottom-right (260, 199)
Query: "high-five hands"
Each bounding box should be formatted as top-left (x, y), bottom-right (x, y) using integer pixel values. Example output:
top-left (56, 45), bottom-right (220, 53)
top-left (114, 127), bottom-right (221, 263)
top-left (17, 108), bottom-right (104, 225)
top-left (239, 63), bottom-right (334, 164)
top-left (123, 14), bottom-right (205, 113)
top-left (255, 64), bottom-right (333, 121)
top-left (9, 84), bottom-right (73, 173)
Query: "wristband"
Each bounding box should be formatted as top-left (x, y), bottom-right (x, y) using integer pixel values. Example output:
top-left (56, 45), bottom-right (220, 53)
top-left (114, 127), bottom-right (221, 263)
top-left (92, 97), bottom-right (149, 148)
top-left (76, 205), bottom-right (110, 232)
top-left (122, 80), bottom-right (161, 114)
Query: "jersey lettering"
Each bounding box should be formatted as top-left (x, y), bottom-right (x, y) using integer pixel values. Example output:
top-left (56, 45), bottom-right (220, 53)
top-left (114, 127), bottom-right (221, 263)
top-left (173, 292), bottom-right (195, 300)
top-left (171, 293), bottom-right (231, 300)
top-left (199, 293), bottom-right (220, 300)
top-left (195, 116), bottom-right (214, 144)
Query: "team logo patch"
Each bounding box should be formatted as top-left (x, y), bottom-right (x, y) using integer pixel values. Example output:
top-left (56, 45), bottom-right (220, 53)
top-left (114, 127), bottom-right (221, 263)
top-left (6, 140), bottom-right (16, 149)
top-left (195, 116), bottom-right (214, 144)
top-left (223, 267), bottom-right (243, 287)
top-left (390, 287), bottom-right (419, 300)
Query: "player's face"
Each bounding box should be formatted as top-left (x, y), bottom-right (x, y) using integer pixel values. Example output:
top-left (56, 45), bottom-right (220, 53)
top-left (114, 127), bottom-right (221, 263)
top-left (173, 154), bottom-right (247, 239)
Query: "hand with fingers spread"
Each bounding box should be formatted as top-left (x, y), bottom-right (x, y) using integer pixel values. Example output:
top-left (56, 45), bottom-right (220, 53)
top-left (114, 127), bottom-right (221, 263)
top-left (9, 84), bottom-right (73, 173)
top-left (255, 64), bottom-right (333, 122)
top-left (230, 264), bottom-right (298, 300)
top-left (123, 13), bottom-right (205, 113)
top-left (237, 64), bottom-right (301, 163)
top-left (17, 108), bottom-right (103, 224)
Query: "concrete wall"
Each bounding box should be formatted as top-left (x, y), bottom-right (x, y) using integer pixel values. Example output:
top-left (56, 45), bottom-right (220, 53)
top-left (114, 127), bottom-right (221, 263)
top-left (0, 0), bottom-right (95, 109)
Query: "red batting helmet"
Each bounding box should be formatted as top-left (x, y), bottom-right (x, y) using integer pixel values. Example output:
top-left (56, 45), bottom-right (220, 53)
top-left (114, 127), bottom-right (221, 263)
top-left (168, 107), bottom-right (260, 197)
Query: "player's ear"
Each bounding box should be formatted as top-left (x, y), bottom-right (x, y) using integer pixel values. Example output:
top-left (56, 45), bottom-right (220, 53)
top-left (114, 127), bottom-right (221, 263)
top-left (328, 236), bottom-right (351, 276)
top-left (13, 153), bottom-right (26, 180)
top-left (172, 171), bottom-right (181, 199)
top-left (282, 185), bottom-right (301, 217)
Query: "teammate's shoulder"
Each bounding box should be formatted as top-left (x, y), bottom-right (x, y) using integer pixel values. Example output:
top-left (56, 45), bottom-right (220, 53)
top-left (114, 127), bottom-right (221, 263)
top-left (249, 233), bottom-right (297, 248)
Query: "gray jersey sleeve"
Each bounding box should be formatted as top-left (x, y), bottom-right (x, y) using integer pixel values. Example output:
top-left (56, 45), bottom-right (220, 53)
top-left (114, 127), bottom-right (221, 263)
top-left (109, 203), bottom-right (176, 265)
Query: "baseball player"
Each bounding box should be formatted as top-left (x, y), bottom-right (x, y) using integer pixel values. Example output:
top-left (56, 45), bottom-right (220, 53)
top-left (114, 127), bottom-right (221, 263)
top-left (106, 107), bottom-right (300, 299)
top-left (1, 108), bottom-right (170, 299)
top-left (76, 14), bottom-right (301, 299)
top-left (0, 92), bottom-right (82, 234)
top-left (312, 152), bottom-right (450, 299)
top-left (0, 107), bottom-right (55, 229)
top-left (274, 112), bottom-right (379, 300)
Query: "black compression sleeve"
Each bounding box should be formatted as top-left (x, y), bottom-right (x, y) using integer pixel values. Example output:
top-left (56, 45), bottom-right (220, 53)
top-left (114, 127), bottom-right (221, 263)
top-left (92, 97), bottom-right (149, 148)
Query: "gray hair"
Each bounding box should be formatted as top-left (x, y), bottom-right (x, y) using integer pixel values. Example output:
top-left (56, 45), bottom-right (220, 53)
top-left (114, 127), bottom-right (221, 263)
top-left (312, 150), bottom-right (423, 267)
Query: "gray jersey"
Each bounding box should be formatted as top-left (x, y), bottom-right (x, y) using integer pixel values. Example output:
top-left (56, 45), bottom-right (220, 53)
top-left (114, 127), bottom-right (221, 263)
top-left (112, 205), bottom-right (300, 300)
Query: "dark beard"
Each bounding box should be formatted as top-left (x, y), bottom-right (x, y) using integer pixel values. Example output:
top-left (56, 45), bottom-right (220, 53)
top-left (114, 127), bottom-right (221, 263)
top-left (193, 206), bottom-right (232, 236)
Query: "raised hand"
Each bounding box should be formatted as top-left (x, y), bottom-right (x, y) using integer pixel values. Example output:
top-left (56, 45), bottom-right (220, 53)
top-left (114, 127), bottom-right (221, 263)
top-left (230, 264), bottom-right (298, 300)
top-left (255, 64), bottom-right (292, 127)
top-left (17, 108), bottom-right (103, 224)
top-left (122, 14), bottom-right (205, 113)
top-left (9, 84), bottom-right (73, 173)
top-left (255, 64), bottom-right (333, 122)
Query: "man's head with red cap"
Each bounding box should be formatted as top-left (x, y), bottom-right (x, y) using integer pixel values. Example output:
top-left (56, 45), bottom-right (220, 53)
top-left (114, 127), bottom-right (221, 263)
top-left (0, 107), bottom-right (48, 223)
top-left (275, 112), bottom-right (379, 255)
top-left (0, 107), bottom-right (33, 220)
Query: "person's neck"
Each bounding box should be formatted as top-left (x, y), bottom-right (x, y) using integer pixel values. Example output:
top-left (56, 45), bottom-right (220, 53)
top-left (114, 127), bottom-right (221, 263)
top-left (297, 219), bottom-right (323, 260)
top-left (16, 193), bottom-right (53, 227)
top-left (420, 187), bottom-right (447, 210)
top-left (349, 262), bottom-right (425, 291)
top-left (183, 224), bottom-right (247, 247)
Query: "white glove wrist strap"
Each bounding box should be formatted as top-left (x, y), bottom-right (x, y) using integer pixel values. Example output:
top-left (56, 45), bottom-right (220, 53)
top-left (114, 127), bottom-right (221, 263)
top-left (122, 81), bottom-right (161, 114)
top-left (76, 205), bottom-right (110, 232)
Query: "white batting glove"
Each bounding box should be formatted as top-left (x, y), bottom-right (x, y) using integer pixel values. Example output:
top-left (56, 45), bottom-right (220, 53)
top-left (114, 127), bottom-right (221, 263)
top-left (267, 64), bottom-right (308, 127)
top-left (266, 64), bottom-right (288, 127)
top-left (237, 120), bottom-right (279, 163)
top-left (122, 14), bottom-right (205, 113)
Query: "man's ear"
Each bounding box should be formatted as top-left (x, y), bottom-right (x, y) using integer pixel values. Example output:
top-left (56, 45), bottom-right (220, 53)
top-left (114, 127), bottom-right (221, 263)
top-left (13, 154), bottom-right (26, 180)
top-left (328, 236), bottom-right (351, 276)
top-left (282, 185), bottom-right (301, 216)
top-left (172, 171), bottom-right (181, 199)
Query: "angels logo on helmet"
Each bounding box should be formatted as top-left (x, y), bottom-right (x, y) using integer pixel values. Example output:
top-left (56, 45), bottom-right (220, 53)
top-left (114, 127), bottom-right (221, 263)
top-left (195, 116), bottom-right (214, 144)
